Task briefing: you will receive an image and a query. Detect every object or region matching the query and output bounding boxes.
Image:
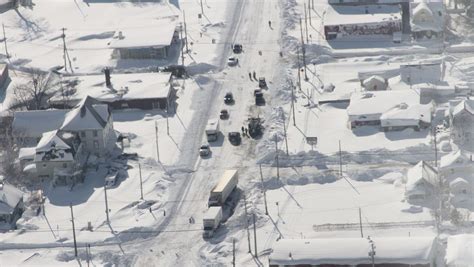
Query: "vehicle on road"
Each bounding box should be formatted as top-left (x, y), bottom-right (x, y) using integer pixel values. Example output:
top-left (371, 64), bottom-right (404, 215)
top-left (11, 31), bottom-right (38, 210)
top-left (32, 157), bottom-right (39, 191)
top-left (224, 92), bottom-right (234, 104)
top-left (105, 169), bottom-right (120, 188)
top-left (205, 119), bottom-right (220, 142)
top-left (159, 65), bottom-right (186, 78)
top-left (248, 117), bottom-right (263, 138)
top-left (255, 89), bottom-right (264, 105)
top-left (258, 77), bottom-right (267, 88)
top-left (232, 44), bottom-right (243, 54)
top-left (220, 109), bottom-right (229, 120)
top-left (228, 132), bottom-right (241, 146)
top-left (199, 144), bottom-right (211, 157)
top-left (203, 206), bottom-right (223, 238)
top-left (227, 57), bottom-right (238, 66)
top-left (208, 169), bottom-right (239, 206)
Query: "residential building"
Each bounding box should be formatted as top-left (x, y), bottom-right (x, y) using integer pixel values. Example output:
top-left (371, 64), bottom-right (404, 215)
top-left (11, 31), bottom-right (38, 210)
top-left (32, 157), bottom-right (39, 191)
top-left (269, 237), bottom-right (436, 267)
top-left (439, 149), bottom-right (473, 181)
top-left (400, 61), bottom-right (442, 85)
top-left (410, 0), bottom-right (445, 39)
top-left (405, 161), bottom-right (438, 203)
top-left (12, 110), bottom-right (68, 145)
top-left (362, 75), bottom-right (388, 91)
top-left (448, 99), bottom-right (474, 149)
top-left (0, 182), bottom-right (24, 229)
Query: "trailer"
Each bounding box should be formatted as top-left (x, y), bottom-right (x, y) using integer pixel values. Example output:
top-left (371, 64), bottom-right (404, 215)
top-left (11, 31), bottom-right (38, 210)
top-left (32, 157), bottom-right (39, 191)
top-left (202, 206), bottom-right (223, 238)
top-left (208, 169), bottom-right (238, 206)
top-left (205, 119), bottom-right (220, 142)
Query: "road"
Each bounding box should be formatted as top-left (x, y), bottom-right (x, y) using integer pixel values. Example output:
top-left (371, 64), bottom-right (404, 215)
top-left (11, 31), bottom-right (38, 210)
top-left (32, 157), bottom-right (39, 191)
top-left (132, 0), bottom-right (283, 265)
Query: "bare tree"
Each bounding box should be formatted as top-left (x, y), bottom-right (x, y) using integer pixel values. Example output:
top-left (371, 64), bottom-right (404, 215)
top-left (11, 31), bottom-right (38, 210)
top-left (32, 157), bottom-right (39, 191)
top-left (13, 69), bottom-right (57, 110)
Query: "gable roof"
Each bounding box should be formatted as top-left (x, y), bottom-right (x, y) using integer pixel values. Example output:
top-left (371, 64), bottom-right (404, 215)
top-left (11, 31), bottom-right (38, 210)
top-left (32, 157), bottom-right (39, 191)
top-left (12, 109), bottom-right (68, 137)
top-left (0, 183), bottom-right (23, 215)
top-left (440, 150), bottom-right (472, 169)
top-left (452, 99), bottom-right (474, 117)
top-left (61, 96), bottom-right (109, 131)
top-left (406, 161), bottom-right (438, 192)
top-left (35, 130), bottom-right (71, 153)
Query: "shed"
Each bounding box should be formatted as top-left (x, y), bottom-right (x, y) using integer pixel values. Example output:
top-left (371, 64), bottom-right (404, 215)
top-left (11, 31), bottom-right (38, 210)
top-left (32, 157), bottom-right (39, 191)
top-left (362, 75), bottom-right (388, 91)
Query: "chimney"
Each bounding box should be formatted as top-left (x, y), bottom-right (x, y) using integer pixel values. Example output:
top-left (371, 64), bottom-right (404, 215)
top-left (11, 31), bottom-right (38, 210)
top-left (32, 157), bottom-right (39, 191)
top-left (104, 67), bottom-right (111, 87)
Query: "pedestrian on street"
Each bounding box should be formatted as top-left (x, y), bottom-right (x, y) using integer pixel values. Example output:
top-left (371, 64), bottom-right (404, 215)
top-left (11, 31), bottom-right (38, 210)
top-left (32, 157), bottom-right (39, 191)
top-left (249, 72), bottom-right (252, 80)
top-left (245, 128), bottom-right (248, 137)
top-left (253, 71), bottom-right (256, 80)
top-left (268, 20), bottom-right (272, 28)
top-left (241, 126), bottom-right (245, 134)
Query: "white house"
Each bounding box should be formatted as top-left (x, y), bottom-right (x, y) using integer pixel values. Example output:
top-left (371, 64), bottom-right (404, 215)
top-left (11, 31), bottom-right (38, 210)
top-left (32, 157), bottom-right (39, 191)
top-left (448, 99), bottom-right (474, 150)
top-left (400, 61), bottom-right (442, 85)
top-left (439, 149), bottom-right (473, 181)
top-left (362, 75), bottom-right (388, 91)
top-left (405, 161), bottom-right (438, 203)
top-left (380, 102), bottom-right (432, 131)
top-left (60, 96), bottom-right (116, 157)
top-left (269, 237), bottom-right (436, 267)
top-left (0, 182), bottom-right (24, 229)
top-left (410, 0), bottom-right (445, 39)
top-left (449, 177), bottom-right (471, 205)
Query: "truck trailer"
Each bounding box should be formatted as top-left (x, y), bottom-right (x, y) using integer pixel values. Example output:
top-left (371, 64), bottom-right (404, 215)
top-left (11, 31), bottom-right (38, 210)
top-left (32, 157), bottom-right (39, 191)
top-left (208, 169), bottom-right (238, 206)
top-left (205, 119), bottom-right (220, 142)
top-left (202, 206), bottom-right (223, 238)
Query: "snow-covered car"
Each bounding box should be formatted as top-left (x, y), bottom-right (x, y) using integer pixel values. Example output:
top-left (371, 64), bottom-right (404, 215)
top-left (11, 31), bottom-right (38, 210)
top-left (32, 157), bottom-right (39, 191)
top-left (220, 109), bottom-right (229, 119)
top-left (199, 144), bottom-right (211, 157)
top-left (227, 57), bottom-right (238, 66)
top-left (224, 92), bottom-right (234, 104)
top-left (232, 44), bottom-right (243, 53)
top-left (228, 132), bottom-right (241, 146)
top-left (258, 77), bottom-right (267, 88)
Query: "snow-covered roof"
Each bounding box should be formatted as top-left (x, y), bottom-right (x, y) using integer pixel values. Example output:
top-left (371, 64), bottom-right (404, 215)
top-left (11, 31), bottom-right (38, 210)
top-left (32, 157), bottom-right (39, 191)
top-left (23, 163), bottom-right (36, 173)
top-left (53, 72), bottom-right (172, 103)
top-left (380, 103), bottom-right (431, 127)
top-left (410, 0), bottom-right (445, 33)
top-left (347, 90), bottom-right (420, 118)
top-left (12, 110), bottom-right (68, 137)
top-left (35, 130), bottom-right (71, 153)
top-left (406, 161), bottom-right (437, 192)
top-left (325, 5), bottom-right (401, 27)
top-left (449, 177), bottom-right (469, 189)
top-left (269, 237), bottom-right (436, 265)
top-left (18, 147), bottom-right (36, 161)
top-left (108, 16), bottom-right (179, 49)
top-left (203, 207), bottom-right (222, 220)
top-left (440, 150), bottom-right (472, 169)
top-left (0, 183), bottom-right (23, 215)
top-left (61, 96), bottom-right (109, 131)
top-left (446, 234), bottom-right (474, 266)
top-left (452, 99), bottom-right (474, 117)
top-left (363, 75), bottom-right (386, 90)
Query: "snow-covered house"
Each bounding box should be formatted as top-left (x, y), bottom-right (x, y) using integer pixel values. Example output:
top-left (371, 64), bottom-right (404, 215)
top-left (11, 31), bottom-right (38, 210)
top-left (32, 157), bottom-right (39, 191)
top-left (0, 182), bottom-right (24, 229)
top-left (405, 161), bottom-right (438, 202)
top-left (32, 130), bottom-right (85, 185)
top-left (347, 90), bottom-right (431, 130)
top-left (448, 99), bottom-right (474, 149)
top-left (449, 177), bottom-right (470, 205)
top-left (410, 0), bottom-right (445, 39)
top-left (439, 149), bottom-right (473, 181)
top-left (60, 96), bottom-right (116, 157)
top-left (268, 237), bottom-right (436, 267)
top-left (12, 109), bottom-right (68, 145)
top-left (445, 234), bottom-right (474, 267)
top-left (400, 61), bottom-right (442, 85)
top-left (362, 75), bottom-right (388, 91)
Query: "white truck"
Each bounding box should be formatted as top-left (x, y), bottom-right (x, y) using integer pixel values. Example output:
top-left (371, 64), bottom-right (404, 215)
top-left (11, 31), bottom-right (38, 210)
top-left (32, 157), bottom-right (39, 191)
top-left (202, 206), bottom-right (223, 238)
top-left (208, 169), bottom-right (238, 207)
top-left (205, 119), bottom-right (220, 142)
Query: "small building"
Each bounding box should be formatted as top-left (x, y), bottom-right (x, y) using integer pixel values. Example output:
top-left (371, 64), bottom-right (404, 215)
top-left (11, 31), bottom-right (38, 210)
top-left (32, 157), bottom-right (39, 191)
top-left (448, 99), bottom-right (474, 150)
top-left (347, 90), bottom-right (426, 129)
top-left (400, 61), bottom-right (442, 85)
top-left (51, 72), bottom-right (176, 111)
top-left (60, 96), bottom-right (116, 157)
top-left (410, 0), bottom-right (445, 39)
top-left (362, 75), bottom-right (388, 91)
top-left (445, 234), bottom-right (474, 266)
top-left (108, 16), bottom-right (179, 60)
top-left (380, 102), bottom-right (432, 131)
top-left (405, 161), bottom-right (438, 203)
top-left (323, 5), bottom-right (402, 40)
top-left (449, 177), bottom-right (470, 205)
top-left (0, 182), bottom-right (24, 229)
top-left (0, 63), bottom-right (9, 90)
top-left (439, 149), bottom-right (473, 181)
top-left (269, 237), bottom-right (437, 267)
top-left (12, 110), bottom-right (69, 145)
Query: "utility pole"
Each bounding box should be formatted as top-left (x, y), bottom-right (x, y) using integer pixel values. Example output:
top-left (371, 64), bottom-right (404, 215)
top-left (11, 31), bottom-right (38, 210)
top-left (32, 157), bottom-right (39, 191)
top-left (308, 0), bottom-right (312, 26)
top-left (275, 136), bottom-right (280, 180)
top-left (338, 140), bottom-right (343, 178)
top-left (290, 80), bottom-right (296, 126)
top-left (139, 163), bottom-right (144, 200)
top-left (179, 23), bottom-right (185, 66)
top-left (200, 0), bottom-right (204, 15)
top-left (86, 244), bottom-right (90, 267)
top-left (69, 203), bottom-right (78, 258)
top-left (253, 213), bottom-right (258, 258)
top-left (359, 207), bottom-right (363, 238)
top-left (299, 17), bottom-right (308, 81)
top-left (183, 10), bottom-right (189, 53)
top-left (304, 3), bottom-right (309, 43)
top-left (155, 120), bottom-right (160, 162)
top-left (368, 236), bottom-right (376, 267)
top-left (232, 238), bottom-right (236, 267)
top-left (166, 114), bottom-right (170, 136)
top-left (2, 24), bottom-right (9, 58)
top-left (61, 28), bottom-right (73, 73)
top-left (283, 114), bottom-right (289, 156)
top-left (259, 164), bottom-right (269, 215)
top-left (243, 194), bottom-right (251, 253)
top-left (104, 184), bottom-right (110, 224)
top-left (296, 46), bottom-right (302, 92)
top-left (433, 128), bottom-right (438, 168)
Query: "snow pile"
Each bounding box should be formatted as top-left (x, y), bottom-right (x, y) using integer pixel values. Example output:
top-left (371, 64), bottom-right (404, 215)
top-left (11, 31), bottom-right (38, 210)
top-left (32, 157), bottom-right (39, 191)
top-left (445, 234), bottom-right (474, 267)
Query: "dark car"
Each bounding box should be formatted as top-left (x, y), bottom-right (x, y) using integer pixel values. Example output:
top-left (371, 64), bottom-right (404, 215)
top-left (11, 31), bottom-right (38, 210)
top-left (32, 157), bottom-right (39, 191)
top-left (258, 77), bottom-right (267, 88)
top-left (224, 92), bottom-right (234, 104)
top-left (228, 132), bottom-right (241, 145)
top-left (255, 89), bottom-right (264, 105)
top-left (220, 109), bottom-right (229, 119)
top-left (161, 65), bottom-right (186, 78)
top-left (233, 44), bottom-right (243, 54)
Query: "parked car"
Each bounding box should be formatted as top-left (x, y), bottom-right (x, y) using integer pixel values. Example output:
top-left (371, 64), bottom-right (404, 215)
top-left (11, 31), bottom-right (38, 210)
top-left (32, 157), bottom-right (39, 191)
top-left (227, 57), bottom-right (238, 66)
top-left (258, 77), bottom-right (267, 88)
top-left (224, 92), bottom-right (234, 104)
top-left (254, 89), bottom-right (264, 105)
top-left (228, 132), bottom-right (241, 146)
top-left (220, 109), bottom-right (229, 119)
top-left (105, 170), bottom-right (119, 188)
top-left (199, 144), bottom-right (211, 157)
top-left (232, 44), bottom-right (243, 53)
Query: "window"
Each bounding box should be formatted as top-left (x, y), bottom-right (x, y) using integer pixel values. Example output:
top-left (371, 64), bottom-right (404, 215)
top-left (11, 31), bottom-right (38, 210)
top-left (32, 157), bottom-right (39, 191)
top-left (93, 130), bottom-right (98, 137)
top-left (81, 131), bottom-right (86, 138)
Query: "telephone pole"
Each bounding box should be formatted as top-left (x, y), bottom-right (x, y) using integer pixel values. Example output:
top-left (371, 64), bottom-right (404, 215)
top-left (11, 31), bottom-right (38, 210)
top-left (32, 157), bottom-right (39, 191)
top-left (61, 28), bottom-right (73, 73)
top-left (155, 120), bottom-right (160, 162)
top-left (253, 213), bottom-right (258, 258)
top-left (275, 136), bottom-right (280, 180)
top-left (232, 238), bottom-right (236, 267)
top-left (2, 24), bottom-right (9, 58)
top-left (308, 0), bottom-right (312, 25)
top-left (359, 207), bottom-right (363, 238)
top-left (296, 46), bottom-right (302, 92)
top-left (183, 10), bottom-right (189, 53)
top-left (299, 17), bottom-right (308, 81)
top-left (200, 0), bottom-right (204, 15)
top-left (139, 163), bottom-right (144, 200)
top-left (433, 127), bottom-right (438, 168)
top-left (69, 203), bottom-right (78, 258)
top-left (243, 194), bottom-right (251, 253)
top-left (104, 184), bottom-right (110, 224)
top-left (290, 80), bottom-right (296, 126)
top-left (179, 23), bottom-right (185, 66)
top-left (304, 3), bottom-right (309, 43)
top-left (259, 164), bottom-right (269, 215)
top-left (338, 140), bottom-right (343, 178)
top-left (283, 114), bottom-right (289, 156)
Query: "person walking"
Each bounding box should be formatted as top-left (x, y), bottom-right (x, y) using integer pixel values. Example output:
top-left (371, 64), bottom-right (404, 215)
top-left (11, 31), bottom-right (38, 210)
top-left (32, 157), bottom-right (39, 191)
top-left (249, 72), bottom-right (252, 80)
top-left (268, 20), bottom-right (272, 28)
top-left (253, 71), bottom-right (257, 80)
top-left (245, 128), bottom-right (249, 137)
